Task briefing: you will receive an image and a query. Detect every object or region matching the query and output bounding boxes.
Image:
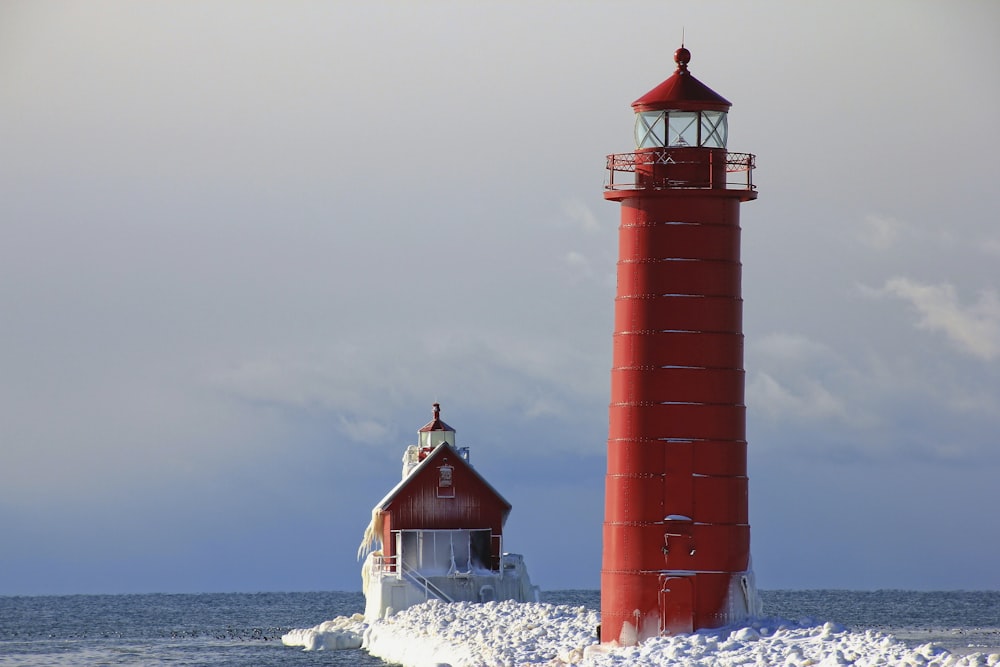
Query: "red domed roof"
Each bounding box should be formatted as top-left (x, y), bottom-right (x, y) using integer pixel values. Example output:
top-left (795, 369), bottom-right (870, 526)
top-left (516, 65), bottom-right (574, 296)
top-left (632, 47), bottom-right (731, 113)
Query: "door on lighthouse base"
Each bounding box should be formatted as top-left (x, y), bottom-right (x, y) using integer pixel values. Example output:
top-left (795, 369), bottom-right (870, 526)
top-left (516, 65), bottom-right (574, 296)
top-left (659, 575), bottom-right (694, 635)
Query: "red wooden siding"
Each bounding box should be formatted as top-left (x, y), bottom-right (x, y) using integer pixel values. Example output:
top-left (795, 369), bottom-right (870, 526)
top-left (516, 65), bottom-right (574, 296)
top-left (378, 444), bottom-right (511, 570)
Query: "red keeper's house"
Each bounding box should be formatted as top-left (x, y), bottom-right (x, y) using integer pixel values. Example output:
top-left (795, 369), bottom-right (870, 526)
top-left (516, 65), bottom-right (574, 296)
top-left (358, 404), bottom-right (537, 620)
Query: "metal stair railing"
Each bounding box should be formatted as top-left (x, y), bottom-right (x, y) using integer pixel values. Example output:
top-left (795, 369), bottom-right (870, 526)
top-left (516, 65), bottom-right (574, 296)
top-left (399, 562), bottom-right (455, 603)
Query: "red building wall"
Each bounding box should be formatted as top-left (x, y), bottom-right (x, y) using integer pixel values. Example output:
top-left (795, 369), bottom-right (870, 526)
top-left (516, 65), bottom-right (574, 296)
top-left (378, 446), bottom-right (510, 569)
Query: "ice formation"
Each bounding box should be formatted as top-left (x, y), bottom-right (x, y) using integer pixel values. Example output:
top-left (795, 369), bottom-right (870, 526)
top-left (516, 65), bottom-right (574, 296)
top-left (282, 599), bottom-right (1000, 667)
top-left (280, 613), bottom-right (366, 651)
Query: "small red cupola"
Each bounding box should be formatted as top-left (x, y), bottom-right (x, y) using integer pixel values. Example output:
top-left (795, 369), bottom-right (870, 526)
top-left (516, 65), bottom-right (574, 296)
top-left (417, 402), bottom-right (456, 461)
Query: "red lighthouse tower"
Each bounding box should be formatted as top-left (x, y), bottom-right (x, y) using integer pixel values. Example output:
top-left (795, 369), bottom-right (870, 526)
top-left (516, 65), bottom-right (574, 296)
top-left (600, 46), bottom-right (759, 644)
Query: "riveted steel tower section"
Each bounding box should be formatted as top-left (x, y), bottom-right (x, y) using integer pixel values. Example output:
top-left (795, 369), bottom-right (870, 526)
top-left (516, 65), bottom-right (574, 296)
top-left (600, 46), bottom-right (759, 645)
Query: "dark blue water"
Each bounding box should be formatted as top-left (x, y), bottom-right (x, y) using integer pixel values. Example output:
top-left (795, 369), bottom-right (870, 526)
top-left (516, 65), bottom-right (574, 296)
top-left (0, 591), bottom-right (389, 666)
top-left (1, 590), bottom-right (997, 665)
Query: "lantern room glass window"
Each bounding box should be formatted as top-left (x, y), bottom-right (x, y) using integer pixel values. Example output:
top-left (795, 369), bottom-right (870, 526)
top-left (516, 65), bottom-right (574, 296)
top-left (634, 110), bottom-right (728, 149)
top-left (700, 110), bottom-right (727, 148)
top-left (635, 112), bottom-right (666, 148)
top-left (667, 111), bottom-right (698, 146)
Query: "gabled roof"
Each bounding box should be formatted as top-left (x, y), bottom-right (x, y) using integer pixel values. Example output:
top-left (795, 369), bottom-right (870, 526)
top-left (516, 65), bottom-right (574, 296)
top-left (373, 441), bottom-right (512, 522)
top-left (632, 47), bottom-right (731, 113)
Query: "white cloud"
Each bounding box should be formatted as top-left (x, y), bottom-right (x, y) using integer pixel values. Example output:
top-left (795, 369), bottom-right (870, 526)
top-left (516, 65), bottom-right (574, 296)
top-left (562, 250), bottom-right (592, 281)
top-left (754, 332), bottom-right (836, 366)
top-left (858, 213), bottom-right (904, 249)
top-left (560, 199), bottom-right (601, 234)
top-left (944, 388), bottom-right (1000, 415)
top-left (208, 352), bottom-right (370, 413)
top-left (981, 237), bottom-right (1000, 258)
top-left (202, 326), bottom-right (608, 456)
top-left (746, 333), bottom-right (847, 424)
top-left (878, 278), bottom-right (1000, 361)
top-left (522, 396), bottom-right (567, 419)
top-left (337, 415), bottom-right (392, 445)
top-left (747, 371), bottom-right (846, 421)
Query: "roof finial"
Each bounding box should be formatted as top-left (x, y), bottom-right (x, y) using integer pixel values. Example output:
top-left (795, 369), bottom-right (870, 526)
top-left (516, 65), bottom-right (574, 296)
top-left (675, 28), bottom-right (691, 73)
top-left (674, 43), bottom-right (691, 73)
top-left (432, 402), bottom-right (441, 419)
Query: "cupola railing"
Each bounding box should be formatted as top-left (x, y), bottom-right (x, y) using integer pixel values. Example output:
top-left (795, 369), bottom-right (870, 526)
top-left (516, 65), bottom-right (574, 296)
top-left (605, 149), bottom-right (755, 192)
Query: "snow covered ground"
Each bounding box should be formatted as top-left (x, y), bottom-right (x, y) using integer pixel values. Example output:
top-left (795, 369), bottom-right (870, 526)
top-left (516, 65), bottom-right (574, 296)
top-left (283, 599), bottom-right (1000, 666)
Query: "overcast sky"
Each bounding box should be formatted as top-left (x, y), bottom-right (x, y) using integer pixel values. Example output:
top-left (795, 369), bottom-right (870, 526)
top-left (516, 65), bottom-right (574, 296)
top-left (2, 1), bottom-right (998, 596)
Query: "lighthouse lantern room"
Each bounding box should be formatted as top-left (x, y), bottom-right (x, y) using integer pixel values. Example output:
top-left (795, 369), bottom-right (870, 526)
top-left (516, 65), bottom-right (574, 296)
top-left (601, 46), bottom-right (760, 644)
